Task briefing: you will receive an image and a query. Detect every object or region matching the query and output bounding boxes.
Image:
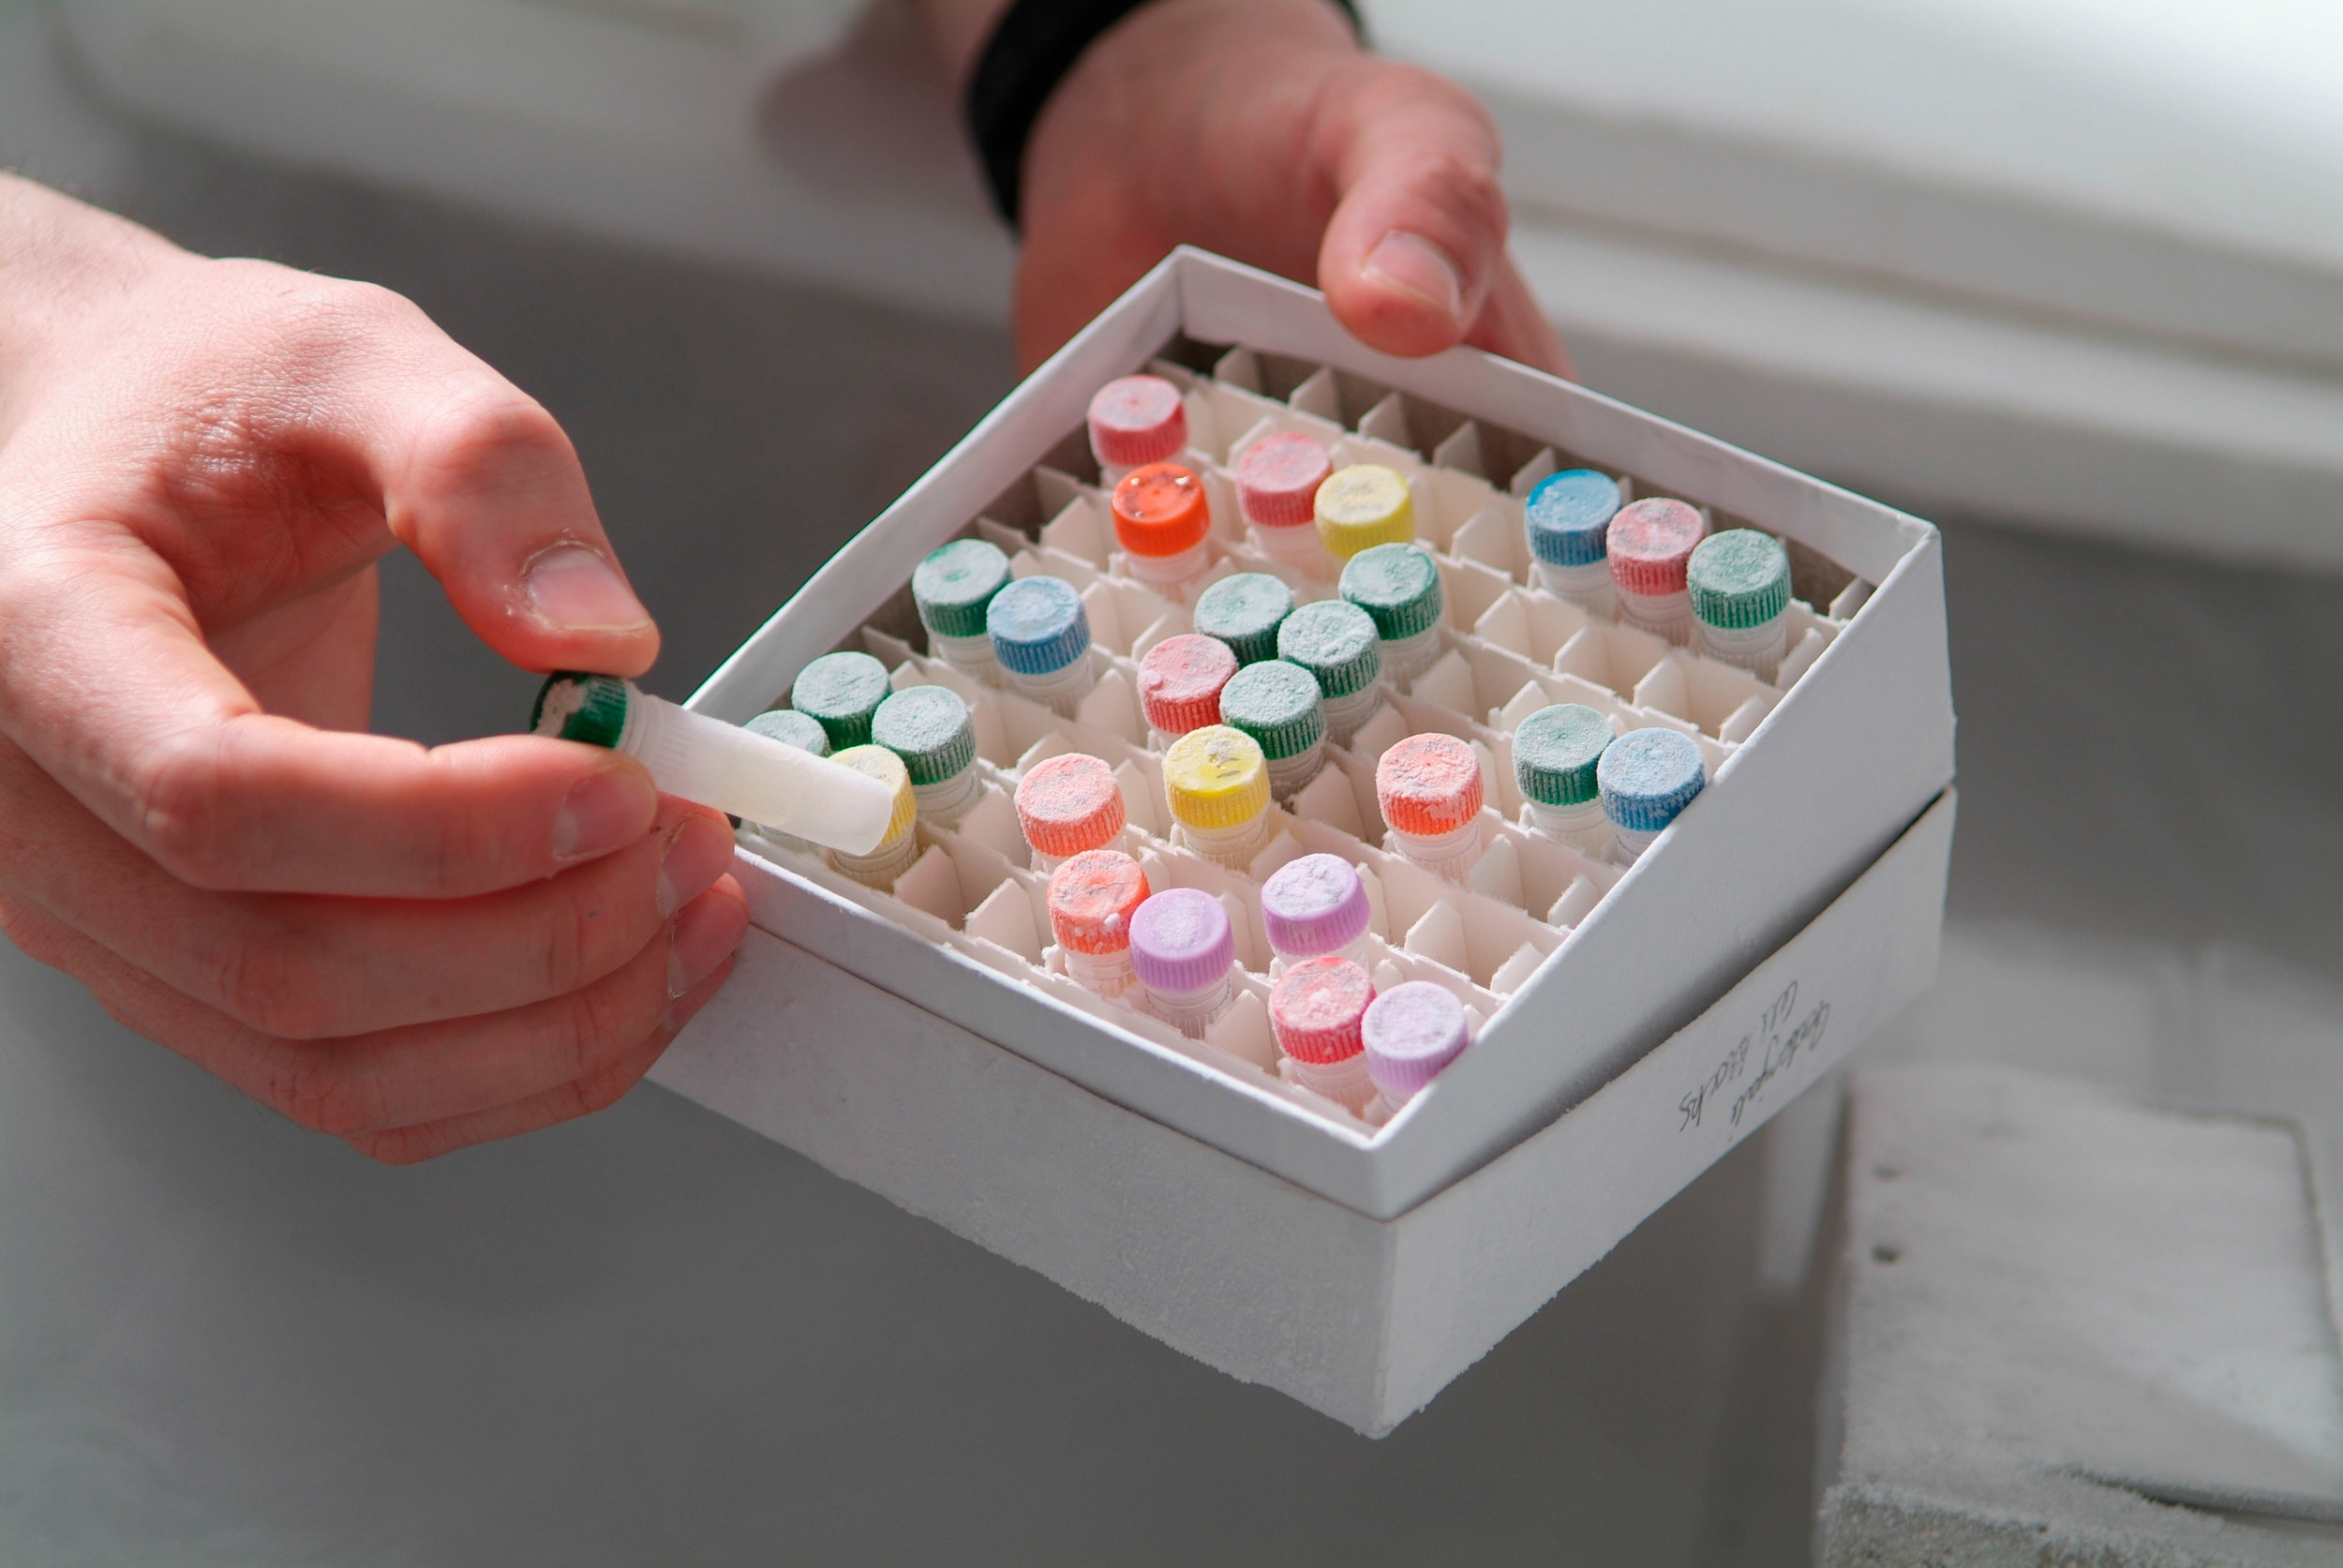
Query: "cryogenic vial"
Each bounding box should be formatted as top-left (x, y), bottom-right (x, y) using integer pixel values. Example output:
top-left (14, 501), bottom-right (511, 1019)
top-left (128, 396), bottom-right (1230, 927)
top-left (1235, 431), bottom-right (1334, 577)
top-left (1217, 659), bottom-right (1327, 802)
top-left (1128, 887), bottom-right (1238, 1038)
top-left (1338, 542), bottom-right (1445, 688)
top-left (1597, 726), bottom-right (1706, 864)
top-left (1191, 570), bottom-right (1294, 666)
top-left (1364, 981), bottom-right (1472, 1113)
top-left (1269, 956), bottom-right (1378, 1113)
top-left (1261, 853), bottom-right (1373, 976)
top-left (1046, 848), bottom-right (1150, 998)
top-left (790, 650), bottom-right (892, 751)
top-left (1512, 702), bottom-right (1616, 858)
top-left (1276, 598), bottom-right (1384, 749)
top-left (1607, 497), bottom-right (1707, 646)
top-left (912, 537), bottom-right (1012, 686)
top-left (1688, 529), bottom-right (1793, 681)
top-left (824, 745), bottom-right (922, 889)
top-left (1163, 724), bottom-right (1273, 872)
top-left (1524, 469), bottom-right (1620, 613)
top-left (871, 684), bottom-right (982, 828)
top-left (1013, 752), bottom-right (1127, 873)
top-left (1314, 462), bottom-right (1414, 565)
top-left (1112, 462), bottom-right (1215, 597)
top-left (1088, 373), bottom-right (1187, 484)
top-left (987, 575), bottom-right (1096, 717)
top-left (1137, 633), bottom-right (1238, 748)
top-left (1377, 732), bottom-right (1485, 882)
top-left (743, 708), bottom-right (830, 853)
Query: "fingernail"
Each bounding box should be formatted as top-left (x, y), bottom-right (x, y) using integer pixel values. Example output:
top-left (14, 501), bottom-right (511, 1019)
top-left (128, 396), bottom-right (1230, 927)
top-left (656, 814), bottom-right (734, 918)
top-left (1363, 231), bottom-right (1466, 327)
top-left (553, 765), bottom-right (656, 862)
top-left (662, 958), bottom-right (734, 1036)
top-left (667, 888), bottom-right (747, 998)
top-left (524, 542), bottom-right (651, 632)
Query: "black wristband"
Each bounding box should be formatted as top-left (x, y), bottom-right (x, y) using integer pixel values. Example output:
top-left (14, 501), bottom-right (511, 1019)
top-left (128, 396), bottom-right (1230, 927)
top-left (965, 0), bottom-right (1364, 231)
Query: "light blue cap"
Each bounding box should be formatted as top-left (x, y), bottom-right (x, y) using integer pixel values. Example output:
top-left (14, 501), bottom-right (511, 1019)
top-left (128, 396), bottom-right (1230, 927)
top-left (1525, 470), bottom-right (1620, 568)
top-left (1597, 727), bottom-right (1706, 834)
top-left (986, 575), bottom-right (1090, 678)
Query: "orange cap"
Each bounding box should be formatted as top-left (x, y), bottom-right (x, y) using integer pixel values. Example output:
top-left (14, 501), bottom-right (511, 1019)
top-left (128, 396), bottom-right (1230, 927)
top-left (1137, 634), bottom-right (1239, 737)
top-left (1112, 462), bottom-right (1212, 559)
top-left (1268, 956), bottom-right (1375, 1065)
top-left (1376, 732), bottom-right (1485, 836)
top-left (1047, 849), bottom-right (1149, 955)
top-left (1015, 753), bottom-right (1126, 860)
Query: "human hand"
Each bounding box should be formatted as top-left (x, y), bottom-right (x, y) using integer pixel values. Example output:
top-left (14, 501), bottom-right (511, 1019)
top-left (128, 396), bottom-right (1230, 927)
top-left (0, 177), bottom-right (749, 1161)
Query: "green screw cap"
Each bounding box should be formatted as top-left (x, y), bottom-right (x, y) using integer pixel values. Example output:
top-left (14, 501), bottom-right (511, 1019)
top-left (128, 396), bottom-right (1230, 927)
top-left (790, 650), bottom-right (892, 749)
top-left (912, 538), bottom-right (1013, 641)
top-left (1339, 543), bottom-right (1444, 642)
top-left (746, 708), bottom-right (830, 756)
top-left (1218, 660), bottom-right (1327, 761)
top-left (1687, 530), bottom-right (1791, 631)
top-left (870, 684), bottom-right (977, 786)
top-left (1276, 599), bottom-right (1382, 700)
top-left (1513, 703), bottom-right (1613, 808)
top-left (531, 672), bottom-right (630, 750)
top-left (1192, 572), bottom-right (1296, 665)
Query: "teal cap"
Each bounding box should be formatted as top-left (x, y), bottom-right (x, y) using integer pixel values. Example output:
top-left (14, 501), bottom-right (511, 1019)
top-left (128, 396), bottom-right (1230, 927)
top-left (1512, 703), bottom-right (1612, 808)
top-left (1687, 530), bottom-right (1791, 631)
top-left (1218, 660), bottom-right (1326, 761)
top-left (912, 538), bottom-right (1013, 640)
top-left (1276, 599), bottom-right (1382, 700)
top-left (1339, 543), bottom-right (1443, 642)
top-left (871, 684), bottom-right (977, 785)
top-left (531, 672), bottom-right (630, 750)
top-left (1191, 572), bottom-right (1295, 665)
top-left (746, 708), bottom-right (830, 756)
top-left (790, 650), bottom-right (892, 749)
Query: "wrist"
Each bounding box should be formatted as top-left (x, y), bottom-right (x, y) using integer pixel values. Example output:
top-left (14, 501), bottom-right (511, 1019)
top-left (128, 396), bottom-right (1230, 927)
top-left (0, 176), bottom-right (179, 422)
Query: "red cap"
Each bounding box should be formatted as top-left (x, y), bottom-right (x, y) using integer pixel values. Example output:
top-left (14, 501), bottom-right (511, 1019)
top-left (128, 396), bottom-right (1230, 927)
top-left (1137, 634), bottom-right (1239, 737)
top-left (1015, 752), bottom-right (1126, 859)
top-left (1112, 463), bottom-right (1212, 559)
top-left (1607, 498), bottom-right (1706, 597)
top-left (1269, 956), bottom-right (1375, 1064)
top-left (1047, 849), bottom-right (1149, 955)
top-left (1235, 432), bottom-right (1333, 530)
top-left (1376, 732), bottom-right (1485, 837)
top-left (1088, 375), bottom-right (1187, 470)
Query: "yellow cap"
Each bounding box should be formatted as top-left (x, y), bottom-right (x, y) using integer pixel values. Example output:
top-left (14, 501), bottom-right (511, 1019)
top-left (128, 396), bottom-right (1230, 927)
top-left (1314, 464), bottom-right (1415, 560)
top-left (828, 744), bottom-right (918, 845)
top-left (1162, 724), bottom-right (1271, 831)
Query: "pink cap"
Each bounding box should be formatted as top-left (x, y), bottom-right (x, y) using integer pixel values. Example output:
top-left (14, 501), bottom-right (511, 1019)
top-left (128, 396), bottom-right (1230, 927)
top-left (1046, 849), bottom-right (1148, 955)
top-left (1607, 498), bottom-right (1706, 597)
top-left (1236, 432), bottom-right (1333, 530)
top-left (1268, 956), bottom-right (1375, 1065)
top-left (1016, 753), bottom-right (1126, 859)
top-left (1363, 981), bottom-right (1471, 1098)
top-left (1128, 888), bottom-right (1236, 994)
top-left (1088, 375), bottom-right (1187, 470)
top-left (1376, 733), bottom-right (1485, 837)
top-left (1138, 634), bottom-right (1239, 736)
top-left (1261, 853), bottom-right (1372, 958)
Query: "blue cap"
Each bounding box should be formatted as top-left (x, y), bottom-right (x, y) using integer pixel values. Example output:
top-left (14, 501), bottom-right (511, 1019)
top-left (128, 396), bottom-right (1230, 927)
top-left (1525, 470), bottom-right (1620, 568)
top-left (986, 575), bottom-right (1091, 678)
top-left (1597, 727), bottom-right (1706, 834)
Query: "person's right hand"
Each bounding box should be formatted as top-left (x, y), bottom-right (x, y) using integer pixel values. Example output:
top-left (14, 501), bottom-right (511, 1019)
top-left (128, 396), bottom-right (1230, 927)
top-left (0, 176), bottom-right (749, 1162)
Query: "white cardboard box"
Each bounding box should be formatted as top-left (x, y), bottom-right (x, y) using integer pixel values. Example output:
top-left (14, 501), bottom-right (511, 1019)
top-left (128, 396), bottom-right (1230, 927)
top-left (651, 249), bottom-right (1957, 1432)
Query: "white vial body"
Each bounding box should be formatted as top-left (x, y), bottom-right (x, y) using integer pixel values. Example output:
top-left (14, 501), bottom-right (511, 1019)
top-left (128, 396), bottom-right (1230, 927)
top-left (1249, 524), bottom-right (1331, 580)
top-left (617, 690), bottom-right (895, 854)
top-left (1697, 616), bottom-right (1788, 683)
top-left (1062, 946), bottom-right (1138, 999)
top-left (1268, 934), bottom-right (1371, 978)
top-left (911, 768), bottom-right (983, 829)
top-left (1388, 819), bottom-right (1482, 883)
top-left (927, 629), bottom-right (1001, 687)
top-left (1175, 815), bottom-right (1271, 873)
top-left (1284, 1053), bottom-right (1377, 1113)
top-left (1611, 823), bottom-right (1664, 864)
top-left (1522, 799), bottom-right (1614, 859)
top-left (1003, 656), bottom-right (1097, 719)
top-left (1321, 686), bottom-right (1384, 750)
top-left (1262, 740), bottom-right (1326, 803)
top-left (1619, 588), bottom-right (1694, 647)
top-left (1534, 560), bottom-right (1616, 617)
top-left (1122, 541), bottom-right (1212, 598)
top-left (1031, 828), bottom-right (1130, 876)
top-left (1143, 974), bottom-right (1235, 1038)
top-left (1380, 627), bottom-right (1445, 688)
top-left (828, 829), bottom-right (919, 889)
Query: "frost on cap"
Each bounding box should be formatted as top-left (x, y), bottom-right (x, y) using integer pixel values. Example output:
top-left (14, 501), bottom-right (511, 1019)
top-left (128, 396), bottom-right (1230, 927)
top-left (1087, 374), bottom-right (1187, 470)
top-left (827, 744), bottom-right (918, 844)
top-left (1363, 981), bottom-right (1471, 1098)
top-left (1217, 660), bottom-right (1326, 762)
top-left (1338, 543), bottom-right (1443, 642)
top-left (1128, 888), bottom-right (1236, 994)
top-left (1269, 956), bottom-right (1375, 1064)
top-left (1014, 752), bottom-right (1126, 859)
top-left (1261, 853), bottom-right (1371, 957)
top-left (1597, 726), bottom-right (1707, 834)
top-left (986, 575), bottom-right (1090, 676)
top-left (790, 650), bottom-right (892, 750)
top-left (1687, 529), bottom-right (1792, 631)
top-left (912, 538), bottom-right (1012, 640)
top-left (1376, 732), bottom-right (1485, 837)
top-left (1275, 599), bottom-right (1381, 699)
top-left (1046, 849), bottom-right (1149, 955)
top-left (1524, 470), bottom-right (1620, 569)
top-left (1112, 462), bottom-right (1213, 559)
top-left (1314, 463), bottom-right (1415, 560)
top-left (1163, 724), bottom-right (1270, 831)
top-left (746, 708), bottom-right (830, 756)
top-left (1191, 571), bottom-right (1295, 665)
top-left (1235, 431), bottom-right (1332, 530)
top-left (870, 684), bottom-right (977, 785)
top-left (1137, 634), bottom-right (1238, 737)
top-left (1606, 498), bottom-right (1707, 598)
top-left (1512, 703), bottom-right (1612, 809)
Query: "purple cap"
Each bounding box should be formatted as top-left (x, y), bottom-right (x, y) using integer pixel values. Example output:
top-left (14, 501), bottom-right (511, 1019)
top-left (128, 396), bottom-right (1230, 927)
top-left (1261, 854), bottom-right (1371, 959)
top-left (1363, 982), bottom-right (1471, 1099)
top-left (1128, 888), bottom-right (1236, 995)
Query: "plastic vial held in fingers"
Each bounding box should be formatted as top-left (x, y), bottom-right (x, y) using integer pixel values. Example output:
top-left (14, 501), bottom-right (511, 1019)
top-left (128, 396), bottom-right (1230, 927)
top-left (986, 575), bottom-right (1096, 717)
top-left (1191, 571), bottom-right (1294, 666)
top-left (1688, 530), bottom-right (1793, 682)
top-left (1513, 702), bottom-right (1617, 859)
top-left (871, 684), bottom-right (982, 828)
top-left (530, 673), bottom-right (897, 855)
top-left (1364, 981), bottom-right (1472, 1113)
top-left (1137, 634), bottom-right (1237, 748)
top-left (1217, 659), bottom-right (1327, 803)
top-left (1269, 957), bottom-right (1378, 1113)
top-left (1163, 724), bottom-right (1273, 872)
top-left (823, 746), bottom-right (921, 888)
top-left (1046, 849), bottom-right (1150, 998)
top-left (1128, 888), bottom-right (1238, 1038)
top-left (912, 538), bottom-right (1012, 686)
top-left (743, 708), bottom-right (829, 853)
top-left (1088, 374), bottom-right (1187, 484)
top-left (1377, 732), bottom-right (1486, 882)
top-left (1314, 463), bottom-right (1415, 564)
top-left (1525, 470), bottom-right (1621, 613)
top-left (1339, 543), bottom-right (1445, 689)
top-left (1598, 727), bottom-right (1706, 864)
top-left (1261, 853), bottom-right (1373, 976)
top-left (1235, 431), bottom-right (1335, 576)
top-left (790, 650), bottom-right (892, 750)
top-left (1112, 462), bottom-right (1215, 597)
top-left (1607, 498), bottom-right (1707, 646)
top-left (1013, 752), bottom-right (1127, 873)
top-left (1276, 599), bottom-right (1384, 749)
